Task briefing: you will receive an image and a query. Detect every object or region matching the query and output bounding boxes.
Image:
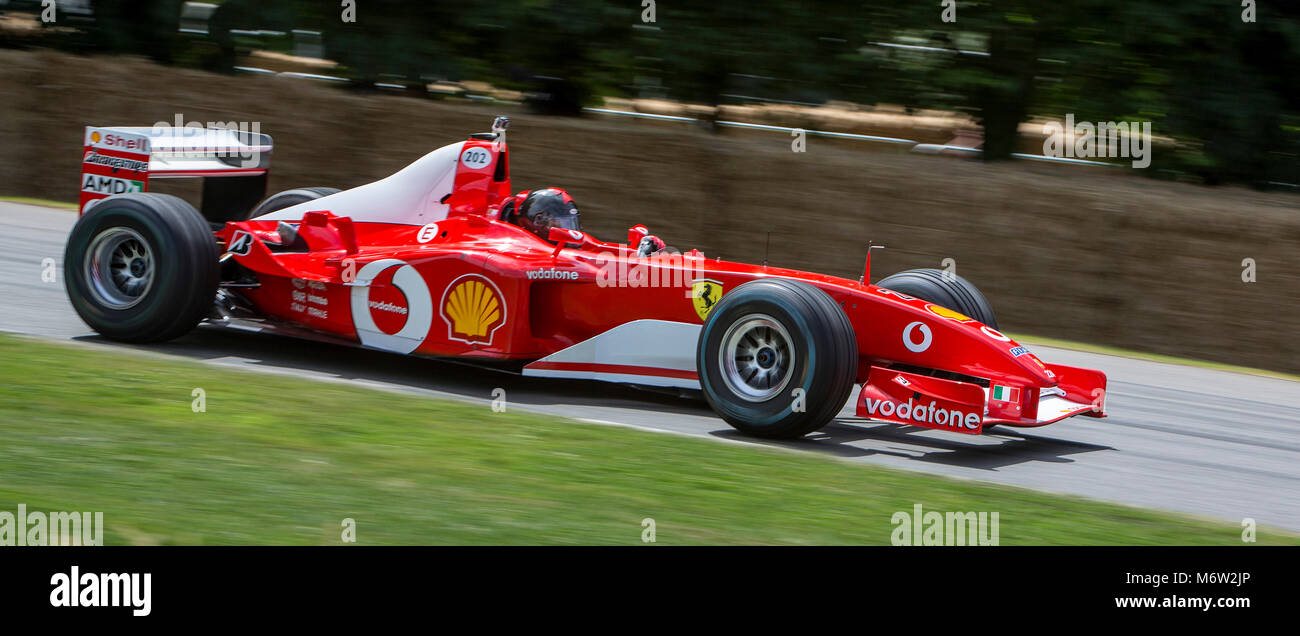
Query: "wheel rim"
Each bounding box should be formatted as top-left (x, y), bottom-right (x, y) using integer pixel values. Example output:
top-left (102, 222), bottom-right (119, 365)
top-left (719, 313), bottom-right (795, 402)
top-left (85, 227), bottom-right (154, 309)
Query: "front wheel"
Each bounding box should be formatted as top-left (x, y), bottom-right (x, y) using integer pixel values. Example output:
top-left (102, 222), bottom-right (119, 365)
top-left (64, 193), bottom-right (219, 342)
top-left (875, 268), bottom-right (998, 329)
top-left (697, 278), bottom-right (858, 439)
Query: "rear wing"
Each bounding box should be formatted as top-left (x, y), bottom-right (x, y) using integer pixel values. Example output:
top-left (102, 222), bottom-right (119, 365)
top-left (80, 126), bottom-right (272, 223)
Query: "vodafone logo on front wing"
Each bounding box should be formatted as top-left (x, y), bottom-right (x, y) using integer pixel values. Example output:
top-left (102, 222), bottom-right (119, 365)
top-left (862, 396), bottom-right (980, 430)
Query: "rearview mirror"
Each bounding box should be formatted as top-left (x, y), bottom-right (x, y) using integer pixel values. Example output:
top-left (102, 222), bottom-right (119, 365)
top-left (547, 227), bottom-right (587, 245)
top-left (546, 227), bottom-right (590, 256)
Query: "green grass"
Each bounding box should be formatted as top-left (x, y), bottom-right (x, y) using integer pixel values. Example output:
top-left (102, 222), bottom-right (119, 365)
top-left (0, 195), bottom-right (77, 210)
top-left (0, 333), bottom-right (1292, 545)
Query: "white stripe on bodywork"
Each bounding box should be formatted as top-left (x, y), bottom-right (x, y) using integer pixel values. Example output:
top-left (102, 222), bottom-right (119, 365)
top-left (258, 141), bottom-right (463, 226)
top-left (1037, 394), bottom-right (1094, 420)
top-left (525, 369), bottom-right (699, 389)
top-left (523, 319), bottom-right (702, 389)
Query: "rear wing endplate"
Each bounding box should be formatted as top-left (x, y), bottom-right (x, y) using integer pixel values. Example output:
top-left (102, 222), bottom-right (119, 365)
top-left (80, 126), bottom-right (273, 223)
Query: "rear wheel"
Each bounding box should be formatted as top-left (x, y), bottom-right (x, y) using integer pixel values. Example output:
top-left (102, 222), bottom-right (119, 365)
top-left (64, 193), bottom-right (219, 342)
top-left (698, 279), bottom-right (857, 439)
top-left (875, 268), bottom-right (997, 329)
top-left (248, 187), bottom-right (340, 218)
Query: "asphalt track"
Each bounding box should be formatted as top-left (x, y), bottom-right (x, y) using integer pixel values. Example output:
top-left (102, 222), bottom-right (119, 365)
top-left (4, 201), bottom-right (1300, 533)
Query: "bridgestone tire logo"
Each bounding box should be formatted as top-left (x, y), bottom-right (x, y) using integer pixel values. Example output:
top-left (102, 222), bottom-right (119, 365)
top-left (83, 152), bottom-right (149, 173)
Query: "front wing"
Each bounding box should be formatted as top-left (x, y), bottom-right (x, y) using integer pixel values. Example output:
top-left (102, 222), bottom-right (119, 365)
top-left (856, 364), bottom-right (1107, 434)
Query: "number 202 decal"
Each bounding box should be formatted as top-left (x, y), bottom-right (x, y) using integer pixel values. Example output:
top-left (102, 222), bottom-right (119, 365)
top-left (460, 147), bottom-right (492, 170)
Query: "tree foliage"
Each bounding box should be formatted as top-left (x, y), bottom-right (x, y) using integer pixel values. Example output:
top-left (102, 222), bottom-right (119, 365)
top-left (32, 0), bottom-right (1300, 186)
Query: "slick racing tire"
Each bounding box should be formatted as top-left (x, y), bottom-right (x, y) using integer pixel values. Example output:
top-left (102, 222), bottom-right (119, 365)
top-left (875, 268), bottom-right (998, 329)
top-left (698, 278), bottom-right (857, 439)
top-left (64, 193), bottom-right (219, 343)
top-left (248, 187), bottom-right (340, 218)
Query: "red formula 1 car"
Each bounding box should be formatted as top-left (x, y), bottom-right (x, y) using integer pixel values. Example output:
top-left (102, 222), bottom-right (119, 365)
top-left (65, 117), bottom-right (1106, 438)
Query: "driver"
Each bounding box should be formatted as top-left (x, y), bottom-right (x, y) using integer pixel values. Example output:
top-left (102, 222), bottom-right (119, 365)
top-left (515, 188), bottom-right (581, 239)
top-left (502, 187), bottom-right (671, 256)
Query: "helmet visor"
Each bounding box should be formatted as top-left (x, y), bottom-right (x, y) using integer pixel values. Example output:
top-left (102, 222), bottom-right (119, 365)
top-left (547, 207), bottom-right (581, 231)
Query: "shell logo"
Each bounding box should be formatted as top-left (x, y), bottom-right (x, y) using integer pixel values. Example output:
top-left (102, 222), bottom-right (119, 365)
top-left (440, 274), bottom-right (507, 345)
top-left (926, 303), bottom-right (972, 322)
top-left (90, 131), bottom-right (102, 143)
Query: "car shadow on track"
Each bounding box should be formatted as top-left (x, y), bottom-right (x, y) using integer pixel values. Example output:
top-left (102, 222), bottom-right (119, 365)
top-left (74, 327), bottom-right (1114, 471)
top-left (708, 419), bottom-right (1114, 471)
top-left (73, 326), bottom-right (714, 417)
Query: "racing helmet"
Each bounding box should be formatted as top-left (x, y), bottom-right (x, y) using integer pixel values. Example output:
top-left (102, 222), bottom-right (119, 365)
top-left (518, 188), bottom-right (581, 240)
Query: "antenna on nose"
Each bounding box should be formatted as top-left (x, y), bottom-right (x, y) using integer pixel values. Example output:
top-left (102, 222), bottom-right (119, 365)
top-left (860, 242), bottom-right (885, 283)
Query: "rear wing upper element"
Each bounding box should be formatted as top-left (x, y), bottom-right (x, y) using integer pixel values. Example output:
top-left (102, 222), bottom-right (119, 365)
top-left (80, 126), bottom-right (273, 223)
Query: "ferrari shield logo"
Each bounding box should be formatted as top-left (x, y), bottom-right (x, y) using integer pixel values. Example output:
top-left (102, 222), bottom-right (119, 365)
top-left (691, 279), bottom-right (724, 321)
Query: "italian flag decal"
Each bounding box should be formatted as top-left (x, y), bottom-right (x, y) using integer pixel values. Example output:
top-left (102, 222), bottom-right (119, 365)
top-left (991, 385), bottom-right (1021, 402)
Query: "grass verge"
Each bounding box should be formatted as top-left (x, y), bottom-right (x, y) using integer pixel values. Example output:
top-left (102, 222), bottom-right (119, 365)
top-left (0, 195), bottom-right (77, 210)
top-left (0, 332), bottom-right (1291, 545)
